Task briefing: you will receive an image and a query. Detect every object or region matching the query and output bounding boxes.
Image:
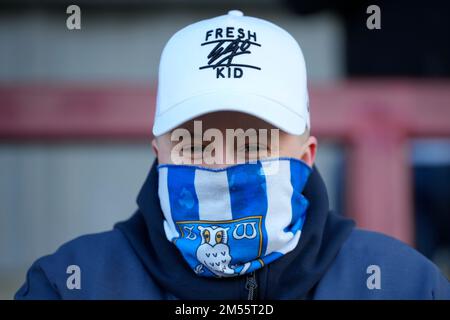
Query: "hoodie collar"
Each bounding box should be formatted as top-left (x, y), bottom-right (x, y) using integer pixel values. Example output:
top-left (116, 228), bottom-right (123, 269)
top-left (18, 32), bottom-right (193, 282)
top-left (115, 161), bottom-right (354, 299)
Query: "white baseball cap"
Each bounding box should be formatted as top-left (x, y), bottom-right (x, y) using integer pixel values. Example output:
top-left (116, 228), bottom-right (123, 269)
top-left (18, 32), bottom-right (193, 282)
top-left (153, 10), bottom-right (310, 136)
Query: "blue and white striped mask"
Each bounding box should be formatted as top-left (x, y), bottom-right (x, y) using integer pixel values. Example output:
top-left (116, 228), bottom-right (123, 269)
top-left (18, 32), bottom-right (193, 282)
top-left (157, 158), bottom-right (312, 278)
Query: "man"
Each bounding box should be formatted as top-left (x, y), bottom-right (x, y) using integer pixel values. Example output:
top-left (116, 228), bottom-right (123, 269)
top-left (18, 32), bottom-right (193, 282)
top-left (16, 10), bottom-right (449, 299)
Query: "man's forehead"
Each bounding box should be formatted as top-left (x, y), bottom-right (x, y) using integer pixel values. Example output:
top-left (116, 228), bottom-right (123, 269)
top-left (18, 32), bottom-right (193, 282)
top-left (176, 111), bottom-right (277, 131)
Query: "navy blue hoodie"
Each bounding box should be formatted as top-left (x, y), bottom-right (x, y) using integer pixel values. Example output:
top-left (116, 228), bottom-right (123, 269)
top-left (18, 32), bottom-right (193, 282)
top-left (15, 163), bottom-right (450, 299)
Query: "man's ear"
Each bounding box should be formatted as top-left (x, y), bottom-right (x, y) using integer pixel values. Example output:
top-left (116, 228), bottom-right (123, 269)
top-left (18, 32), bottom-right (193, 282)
top-left (301, 136), bottom-right (318, 168)
top-left (151, 138), bottom-right (159, 158)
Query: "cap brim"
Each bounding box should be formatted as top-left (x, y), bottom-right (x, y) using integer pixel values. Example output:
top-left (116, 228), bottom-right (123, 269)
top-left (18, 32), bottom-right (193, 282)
top-left (152, 91), bottom-right (308, 136)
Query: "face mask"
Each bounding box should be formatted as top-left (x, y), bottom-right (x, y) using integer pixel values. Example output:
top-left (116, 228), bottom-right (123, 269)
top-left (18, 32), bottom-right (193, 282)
top-left (157, 157), bottom-right (312, 278)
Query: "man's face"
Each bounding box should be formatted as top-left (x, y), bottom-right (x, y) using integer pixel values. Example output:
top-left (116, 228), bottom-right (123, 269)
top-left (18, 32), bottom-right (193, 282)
top-left (153, 111), bottom-right (317, 168)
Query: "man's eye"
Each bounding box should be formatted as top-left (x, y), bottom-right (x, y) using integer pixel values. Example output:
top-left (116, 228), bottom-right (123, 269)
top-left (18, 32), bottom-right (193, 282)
top-left (244, 144), bottom-right (262, 152)
top-left (184, 145), bottom-right (206, 161)
top-left (184, 145), bottom-right (203, 153)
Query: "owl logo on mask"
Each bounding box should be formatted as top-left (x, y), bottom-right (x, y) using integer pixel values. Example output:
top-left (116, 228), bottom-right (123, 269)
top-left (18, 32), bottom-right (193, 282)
top-left (195, 225), bottom-right (235, 277)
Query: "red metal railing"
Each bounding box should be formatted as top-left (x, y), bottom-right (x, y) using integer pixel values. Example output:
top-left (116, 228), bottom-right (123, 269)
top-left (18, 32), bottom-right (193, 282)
top-left (1, 80), bottom-right (450, 245)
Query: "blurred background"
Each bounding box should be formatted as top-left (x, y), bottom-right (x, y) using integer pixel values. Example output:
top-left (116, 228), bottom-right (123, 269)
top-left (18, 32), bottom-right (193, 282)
top-left (0, 0), bottom-right (449, 299)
